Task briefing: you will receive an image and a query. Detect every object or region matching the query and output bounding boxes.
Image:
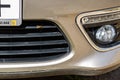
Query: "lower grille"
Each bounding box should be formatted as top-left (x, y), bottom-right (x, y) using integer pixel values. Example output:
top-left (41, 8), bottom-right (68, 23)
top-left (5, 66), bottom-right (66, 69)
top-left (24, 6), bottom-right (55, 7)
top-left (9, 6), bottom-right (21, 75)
top-left (0, 20), bottom-right (70, 62)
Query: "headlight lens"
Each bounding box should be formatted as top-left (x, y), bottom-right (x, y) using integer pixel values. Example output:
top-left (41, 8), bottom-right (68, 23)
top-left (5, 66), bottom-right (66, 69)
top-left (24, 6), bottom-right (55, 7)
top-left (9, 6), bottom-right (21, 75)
top-left (95, 25), bottom-right (116, 44)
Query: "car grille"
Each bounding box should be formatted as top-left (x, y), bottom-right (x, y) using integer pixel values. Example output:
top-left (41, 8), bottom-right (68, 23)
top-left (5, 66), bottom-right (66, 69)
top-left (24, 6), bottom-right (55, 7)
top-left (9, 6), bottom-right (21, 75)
top-left (0, 20), bottom-right (70, 62)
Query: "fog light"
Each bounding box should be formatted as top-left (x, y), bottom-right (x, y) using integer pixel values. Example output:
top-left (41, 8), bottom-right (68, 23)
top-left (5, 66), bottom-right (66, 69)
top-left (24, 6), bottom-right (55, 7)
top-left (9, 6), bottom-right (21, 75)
top-left (95, 25), bottom-right (116, 44)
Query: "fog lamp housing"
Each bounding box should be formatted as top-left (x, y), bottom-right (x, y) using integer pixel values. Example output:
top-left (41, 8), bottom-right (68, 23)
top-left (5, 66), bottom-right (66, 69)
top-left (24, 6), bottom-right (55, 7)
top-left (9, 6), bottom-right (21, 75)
top-left (95, 25), bottom-right (116, 44)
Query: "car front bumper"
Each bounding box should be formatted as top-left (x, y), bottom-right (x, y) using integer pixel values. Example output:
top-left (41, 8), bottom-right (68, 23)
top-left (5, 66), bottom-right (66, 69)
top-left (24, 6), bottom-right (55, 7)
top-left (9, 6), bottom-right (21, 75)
top-left (0, 0), bottom-right (120, 79)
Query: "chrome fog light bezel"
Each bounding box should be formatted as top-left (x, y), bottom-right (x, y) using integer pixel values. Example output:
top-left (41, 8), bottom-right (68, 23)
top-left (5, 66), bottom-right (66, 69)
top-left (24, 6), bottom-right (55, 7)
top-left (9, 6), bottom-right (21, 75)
top-left (76, 7), bottom-right (120, 51)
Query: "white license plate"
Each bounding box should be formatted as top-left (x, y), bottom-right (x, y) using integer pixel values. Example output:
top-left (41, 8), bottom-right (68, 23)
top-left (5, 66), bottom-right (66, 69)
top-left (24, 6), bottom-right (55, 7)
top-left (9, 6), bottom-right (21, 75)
top-left (0, 0), bottom-right (22, 26)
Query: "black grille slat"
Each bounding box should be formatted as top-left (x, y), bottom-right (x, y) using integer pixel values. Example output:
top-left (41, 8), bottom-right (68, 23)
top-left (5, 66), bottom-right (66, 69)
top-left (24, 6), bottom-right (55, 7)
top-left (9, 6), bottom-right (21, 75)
top-left (0, 36), bottom-right (64, 42)
top-left (0, 32), bottom-right (62, 38)
top-left (0, 44), bottom-right (68, 51)
top-left (0, 48), bottom-right (68, 56)
top-left (0, 20), bottom-right (70, 62)
top-left (26, 26), bottom-right (57, 29)
top-left (0, 40), bottom-right (67, 47)
top-left (0, 26), bottom-right (58, 34)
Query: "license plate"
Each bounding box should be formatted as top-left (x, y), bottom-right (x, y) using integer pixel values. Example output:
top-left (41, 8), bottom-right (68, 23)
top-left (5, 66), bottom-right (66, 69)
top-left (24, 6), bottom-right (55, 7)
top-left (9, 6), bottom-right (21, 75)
top-left (0, 0), bottom-right (22, 26)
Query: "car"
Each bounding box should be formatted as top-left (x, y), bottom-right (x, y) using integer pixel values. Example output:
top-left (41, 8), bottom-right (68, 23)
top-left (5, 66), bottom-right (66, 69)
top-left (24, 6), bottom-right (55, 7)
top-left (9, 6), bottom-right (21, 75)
top-left (0, 0), bottom-right (119, 79)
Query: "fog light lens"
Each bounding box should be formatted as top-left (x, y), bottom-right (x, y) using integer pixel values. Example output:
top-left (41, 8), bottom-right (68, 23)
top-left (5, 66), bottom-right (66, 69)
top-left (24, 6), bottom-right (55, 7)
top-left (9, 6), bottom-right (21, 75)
top-left (95, 25), bottom-right (116, 44)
